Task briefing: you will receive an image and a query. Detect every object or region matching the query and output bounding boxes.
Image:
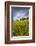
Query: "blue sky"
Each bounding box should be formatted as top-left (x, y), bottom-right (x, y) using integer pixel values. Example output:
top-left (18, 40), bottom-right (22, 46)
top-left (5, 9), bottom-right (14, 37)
top-left (11, 7), bottom-right (30, 21)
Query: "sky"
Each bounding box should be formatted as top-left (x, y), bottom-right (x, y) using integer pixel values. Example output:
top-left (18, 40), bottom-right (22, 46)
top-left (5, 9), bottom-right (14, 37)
top-left (11, 7), bottom-right (30, 21)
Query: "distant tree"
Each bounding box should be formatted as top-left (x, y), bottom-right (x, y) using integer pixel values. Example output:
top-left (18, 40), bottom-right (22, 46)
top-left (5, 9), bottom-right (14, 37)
top-left (20, 17), bottom-right (29, 21)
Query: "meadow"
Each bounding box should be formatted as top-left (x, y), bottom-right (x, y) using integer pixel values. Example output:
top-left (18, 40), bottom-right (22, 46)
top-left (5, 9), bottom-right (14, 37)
top-left (13, 19), bottom-right (29, 36)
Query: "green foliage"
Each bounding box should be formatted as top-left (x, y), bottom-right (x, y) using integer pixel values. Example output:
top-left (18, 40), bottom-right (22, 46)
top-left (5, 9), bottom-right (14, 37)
top-left (13, 20), bottom-right (29, 36)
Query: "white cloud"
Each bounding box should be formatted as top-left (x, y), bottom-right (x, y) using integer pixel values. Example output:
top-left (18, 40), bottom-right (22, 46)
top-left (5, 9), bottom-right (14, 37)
top-left (13, 11), bottom-right (28, 21)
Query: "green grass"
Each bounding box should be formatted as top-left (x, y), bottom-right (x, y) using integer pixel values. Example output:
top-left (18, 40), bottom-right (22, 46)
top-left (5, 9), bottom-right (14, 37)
top-left (12, 19), bottom-right (29, 36)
